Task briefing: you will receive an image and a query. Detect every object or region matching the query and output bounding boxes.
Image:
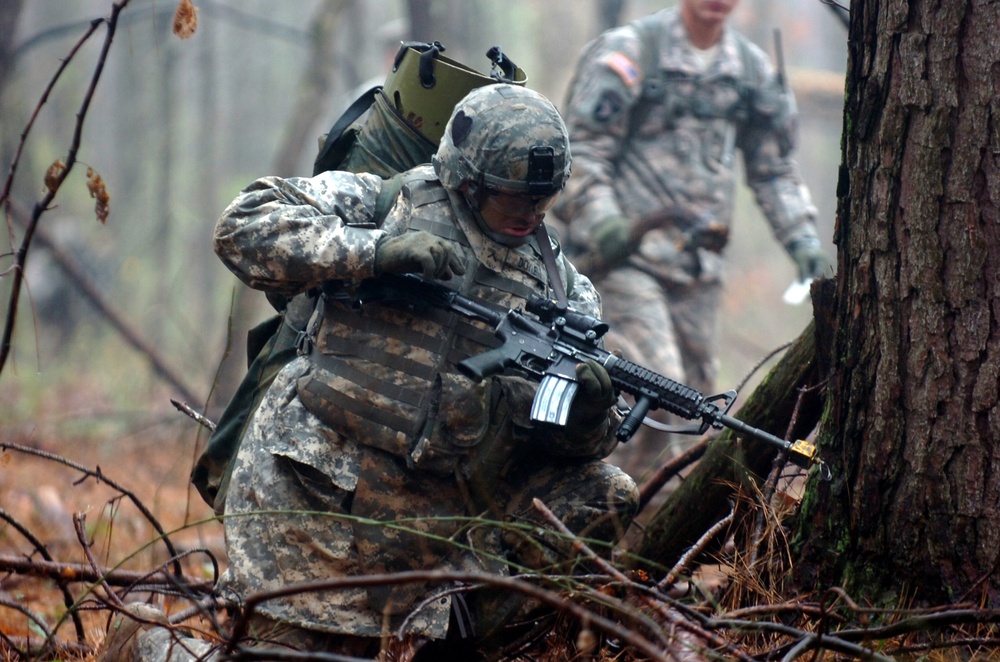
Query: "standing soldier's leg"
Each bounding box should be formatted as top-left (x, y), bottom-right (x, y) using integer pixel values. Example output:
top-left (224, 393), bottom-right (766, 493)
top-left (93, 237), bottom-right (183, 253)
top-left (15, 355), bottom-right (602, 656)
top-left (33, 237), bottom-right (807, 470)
top-left (667, 278), bottom-right (722, 405)
top-left (598, 268), bottom-right (685, 484)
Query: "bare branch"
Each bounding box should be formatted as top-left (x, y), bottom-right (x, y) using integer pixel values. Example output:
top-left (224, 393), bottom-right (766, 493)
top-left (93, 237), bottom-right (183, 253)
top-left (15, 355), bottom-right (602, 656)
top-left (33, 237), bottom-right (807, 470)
top-left (0, 441), bottom-right (184, 576)
top-left (1, 0), bottom-right (132, 375)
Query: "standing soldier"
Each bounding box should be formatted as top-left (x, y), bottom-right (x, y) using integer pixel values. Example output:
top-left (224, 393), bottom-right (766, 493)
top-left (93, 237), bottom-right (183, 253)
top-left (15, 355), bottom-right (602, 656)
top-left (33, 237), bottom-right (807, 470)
top-left (554, 0), bottom-right (830, 482)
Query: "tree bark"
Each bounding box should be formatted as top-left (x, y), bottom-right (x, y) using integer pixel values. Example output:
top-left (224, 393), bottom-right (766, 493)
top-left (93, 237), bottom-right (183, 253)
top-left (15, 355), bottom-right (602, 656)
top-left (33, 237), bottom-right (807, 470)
top-left (795, 0), bottom-right (1000, 606)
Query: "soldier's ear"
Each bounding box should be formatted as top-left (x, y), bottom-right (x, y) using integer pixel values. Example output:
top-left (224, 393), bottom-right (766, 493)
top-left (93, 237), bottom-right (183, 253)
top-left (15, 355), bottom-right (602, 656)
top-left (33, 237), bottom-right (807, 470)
top-left (457, 182), bottom-right (484, 210)
top-left (461, 182), bottom-right (486, 207)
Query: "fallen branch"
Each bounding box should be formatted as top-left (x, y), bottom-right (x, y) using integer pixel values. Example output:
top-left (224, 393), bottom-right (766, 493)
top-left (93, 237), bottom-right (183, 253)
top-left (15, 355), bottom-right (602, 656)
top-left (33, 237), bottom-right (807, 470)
top-left (6, 199), bottom-right (204, 404)
top-left (0, 553), bottom-right (214, 593)
top-left (0, 441), bottom-right (185, 576)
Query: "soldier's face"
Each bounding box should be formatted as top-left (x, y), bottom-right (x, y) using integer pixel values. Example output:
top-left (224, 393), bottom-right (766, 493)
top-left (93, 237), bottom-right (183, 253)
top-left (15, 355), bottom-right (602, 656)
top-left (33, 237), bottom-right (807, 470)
top-left (478, 190), bottom-right (558, 239)
top-left (683, 0), bottom-right (738, 26)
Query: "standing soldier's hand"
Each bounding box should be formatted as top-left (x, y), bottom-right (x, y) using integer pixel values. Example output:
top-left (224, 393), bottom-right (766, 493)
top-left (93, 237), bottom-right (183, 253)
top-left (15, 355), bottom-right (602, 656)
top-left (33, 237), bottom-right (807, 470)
top-left (788, 237), bottom-right (831, 281)
top-left (591, 215), bottom-right (633, 265)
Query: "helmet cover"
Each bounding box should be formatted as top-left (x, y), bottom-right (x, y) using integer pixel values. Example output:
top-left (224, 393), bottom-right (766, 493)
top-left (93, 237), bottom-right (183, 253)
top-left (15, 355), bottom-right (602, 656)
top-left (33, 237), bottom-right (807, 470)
top-left (432, 84), bottom-right (571, 197)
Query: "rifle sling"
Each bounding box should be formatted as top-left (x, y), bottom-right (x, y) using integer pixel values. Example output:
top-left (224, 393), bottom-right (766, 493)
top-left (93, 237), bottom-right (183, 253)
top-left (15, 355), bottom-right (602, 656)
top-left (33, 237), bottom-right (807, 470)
top-left (533, 224), bottom-right (568, 308)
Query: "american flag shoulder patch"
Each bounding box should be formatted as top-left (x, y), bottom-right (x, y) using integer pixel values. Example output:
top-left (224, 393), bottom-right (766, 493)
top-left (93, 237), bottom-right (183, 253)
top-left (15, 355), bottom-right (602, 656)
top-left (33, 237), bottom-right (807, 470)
top-left (604, 52), bottom-right (640, 87)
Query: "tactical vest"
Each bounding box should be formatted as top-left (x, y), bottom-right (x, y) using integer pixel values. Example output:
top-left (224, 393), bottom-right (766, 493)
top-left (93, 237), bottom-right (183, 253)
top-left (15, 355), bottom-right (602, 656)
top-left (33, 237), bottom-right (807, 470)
top-left (296, 172), bottom-right (555, 476)
top-left (628, 13), bottom-right (793, 155)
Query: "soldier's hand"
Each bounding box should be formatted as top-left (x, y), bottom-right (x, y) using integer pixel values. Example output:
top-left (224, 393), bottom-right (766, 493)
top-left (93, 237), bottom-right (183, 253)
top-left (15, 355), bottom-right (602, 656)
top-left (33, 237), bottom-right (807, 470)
top-left (566, 359), bottom-right (616, 435)
top-left (591, 215), bottom-right (633, 265)
top-left (375, 231), bottom-right (466, 281)
top-left (788, 237), bottom-right (831, 281)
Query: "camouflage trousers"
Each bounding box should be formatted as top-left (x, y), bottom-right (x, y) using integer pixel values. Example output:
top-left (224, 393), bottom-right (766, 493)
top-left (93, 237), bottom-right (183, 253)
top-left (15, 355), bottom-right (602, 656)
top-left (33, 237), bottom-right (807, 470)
top-left (596, 266), bottom-right (722, 486)
top-left (219, 359), bottom-right (638, 648)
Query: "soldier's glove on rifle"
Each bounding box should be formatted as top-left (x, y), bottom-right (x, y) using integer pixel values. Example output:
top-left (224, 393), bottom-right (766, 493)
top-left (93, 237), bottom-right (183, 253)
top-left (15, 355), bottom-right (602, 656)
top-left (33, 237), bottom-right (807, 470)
top-left (591, 215), bottom-right (633, 266)
top-left (787, 237), bottom-right (831, 281)
top-left (375, 231), bottom-right (467, 281)
top-left (563, 359), bottom-right (617, 439)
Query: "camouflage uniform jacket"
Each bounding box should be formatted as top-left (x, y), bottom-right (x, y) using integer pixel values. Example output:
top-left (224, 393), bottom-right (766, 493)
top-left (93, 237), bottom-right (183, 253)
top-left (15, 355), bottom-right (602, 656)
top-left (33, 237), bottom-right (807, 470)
top-left (555, 7), bottom-right (820, 284)
top-left (212, 165), bottom-right (620, 638)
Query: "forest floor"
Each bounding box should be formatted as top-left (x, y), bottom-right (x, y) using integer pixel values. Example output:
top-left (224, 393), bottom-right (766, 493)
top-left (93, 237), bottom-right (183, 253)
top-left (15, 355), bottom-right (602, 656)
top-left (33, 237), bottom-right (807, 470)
top-left (3, 397), bottom-right (999, 661)
top-left (0, 404), bottom-right (225, 660)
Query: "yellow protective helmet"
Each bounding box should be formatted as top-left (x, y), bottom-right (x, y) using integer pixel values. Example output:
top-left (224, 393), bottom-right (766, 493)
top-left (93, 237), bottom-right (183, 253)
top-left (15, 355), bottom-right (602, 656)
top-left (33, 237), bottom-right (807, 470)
top-left (382, 42), bottom-right (527, 145)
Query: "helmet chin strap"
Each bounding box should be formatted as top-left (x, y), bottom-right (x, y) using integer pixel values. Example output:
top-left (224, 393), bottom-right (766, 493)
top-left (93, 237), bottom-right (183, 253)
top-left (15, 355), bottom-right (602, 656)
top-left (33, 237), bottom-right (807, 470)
top-left (462, 190), bottom-right (533, 248)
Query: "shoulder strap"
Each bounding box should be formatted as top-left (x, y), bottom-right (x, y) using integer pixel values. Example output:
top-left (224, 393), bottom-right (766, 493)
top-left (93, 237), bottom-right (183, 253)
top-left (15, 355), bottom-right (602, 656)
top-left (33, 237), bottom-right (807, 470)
top-left (617, 17), bottom-right (662, 165)
top-left (312, 86), bottom-right (382, 176)
top-left (736, 33), bottom-right (758, 87)
top-left (373, 172), bottom-right (406, 227)
top-left (533, 224), bottom-right (568, 308)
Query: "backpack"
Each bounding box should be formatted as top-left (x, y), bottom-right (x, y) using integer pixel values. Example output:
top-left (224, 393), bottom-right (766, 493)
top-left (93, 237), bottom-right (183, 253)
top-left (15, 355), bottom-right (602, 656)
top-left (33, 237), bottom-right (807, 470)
top-left (191, 43), bottom-right (525, 513)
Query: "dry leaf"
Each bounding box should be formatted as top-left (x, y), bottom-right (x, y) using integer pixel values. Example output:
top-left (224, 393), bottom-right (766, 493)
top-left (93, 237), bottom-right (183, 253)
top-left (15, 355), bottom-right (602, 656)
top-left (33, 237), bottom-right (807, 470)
top-left (86, 166), bottom-right (111, 224)
top-left (173, 0), bottom-right (198, 39)
top-left (44, 159), bottom-right (66, 194)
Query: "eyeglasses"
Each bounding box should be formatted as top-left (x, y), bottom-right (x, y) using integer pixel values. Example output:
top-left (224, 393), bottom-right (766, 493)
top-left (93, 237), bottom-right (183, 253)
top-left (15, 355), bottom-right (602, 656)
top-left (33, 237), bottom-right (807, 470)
top-left (481, 189), bottom-right (560, 215)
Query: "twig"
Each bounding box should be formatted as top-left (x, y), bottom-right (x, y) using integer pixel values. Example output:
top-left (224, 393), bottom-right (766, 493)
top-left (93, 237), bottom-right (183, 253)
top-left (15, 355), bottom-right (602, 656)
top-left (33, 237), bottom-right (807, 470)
top-left (1, 0), bottom-right (132, 375)
top-left (74, 512), bottom-right (126, 609)
top-left (0, 507), bottom-right (87, 641)
top-left (168, 595), bottom-right (230, 626)
top-left (0, 595), bottom-right (57, 657)
top-left (171, 398), bottom-right (218, 431)
top-left (531, 498), bottom-right (752, 661)
top-left (0, 441), bottom-right (184, 576)
top-left (637, 438), bottom-right (707, 512)
top-left (5, 199), bottom-right (205, 402)
top-left (693, 614), bottom-right (894, 662)
top-left (658, 503), bottom-right (735, 591)
top-left (0, 552), bottom-right (214, 593)
top-left (227, 569), bottom-right (672, 662)
top-left (0, 635), bottom-right (91, 660)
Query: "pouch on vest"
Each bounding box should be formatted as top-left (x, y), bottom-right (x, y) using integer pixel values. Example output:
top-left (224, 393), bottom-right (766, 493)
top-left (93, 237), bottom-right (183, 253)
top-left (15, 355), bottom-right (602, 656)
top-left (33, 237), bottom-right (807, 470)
top-left (296, 362), bottom-right (494, 477)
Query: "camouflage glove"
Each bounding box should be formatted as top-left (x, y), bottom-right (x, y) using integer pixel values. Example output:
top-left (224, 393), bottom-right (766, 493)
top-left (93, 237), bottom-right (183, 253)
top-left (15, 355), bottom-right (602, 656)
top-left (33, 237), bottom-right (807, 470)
top-left (375, 230), bottom-right (466, 281)
top-left (788, 237), bottom-right (831, 281)
top-left (591, 215), bottom-right (633, 266)
top-left (565, 359), bottom-right (617, 438)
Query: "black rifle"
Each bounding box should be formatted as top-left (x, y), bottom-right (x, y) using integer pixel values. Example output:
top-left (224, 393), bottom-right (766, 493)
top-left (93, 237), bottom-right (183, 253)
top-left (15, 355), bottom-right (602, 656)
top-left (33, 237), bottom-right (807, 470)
top-left (349, 274), bottom-right (826, 473)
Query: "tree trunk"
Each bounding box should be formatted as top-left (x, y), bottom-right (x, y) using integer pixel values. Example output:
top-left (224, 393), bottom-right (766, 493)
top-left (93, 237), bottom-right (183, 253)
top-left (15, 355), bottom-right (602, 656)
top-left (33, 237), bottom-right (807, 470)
top-left (216, 0), bottom-right (354, 403)
top-left (795, 0), bottom-right (1000, 606)
top-left (597, 0), bottom-right (626, 32)
top-left (271, 0), bottom-right (352, 179)
top-left (0, 0), bottom-right (26, 100)
top-left (406, 0), bottom-right (433, 42)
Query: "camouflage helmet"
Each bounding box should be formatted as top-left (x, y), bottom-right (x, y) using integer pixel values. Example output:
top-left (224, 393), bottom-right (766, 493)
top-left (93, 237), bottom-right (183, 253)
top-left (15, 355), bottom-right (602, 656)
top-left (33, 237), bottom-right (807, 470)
top-left (432, 84), bottom-right (571, 197)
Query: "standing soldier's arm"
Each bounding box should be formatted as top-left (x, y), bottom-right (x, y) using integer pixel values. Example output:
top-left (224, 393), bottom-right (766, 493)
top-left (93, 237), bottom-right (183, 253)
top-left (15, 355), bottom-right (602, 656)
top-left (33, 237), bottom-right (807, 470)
top-left (555, 28), bottom-right (645, 234)
top-left (736, 44), bottom-right (828, 278)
